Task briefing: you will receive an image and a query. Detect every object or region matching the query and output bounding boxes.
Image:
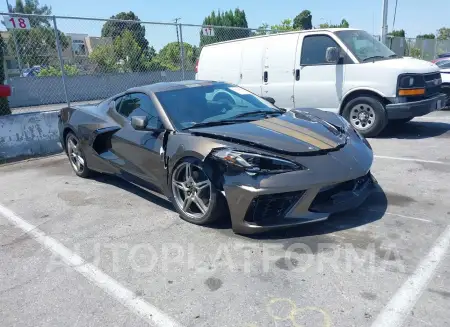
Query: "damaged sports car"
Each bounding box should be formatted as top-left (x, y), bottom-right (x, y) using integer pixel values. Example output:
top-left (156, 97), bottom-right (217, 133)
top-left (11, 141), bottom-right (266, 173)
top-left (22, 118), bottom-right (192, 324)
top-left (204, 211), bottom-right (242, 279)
top-left (58, 80), bottom-right (376, 234)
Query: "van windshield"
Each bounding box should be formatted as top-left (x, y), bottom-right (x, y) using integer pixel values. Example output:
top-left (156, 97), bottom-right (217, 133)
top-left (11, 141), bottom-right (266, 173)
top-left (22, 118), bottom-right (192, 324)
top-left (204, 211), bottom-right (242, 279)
top-left (335, 30), bottom-right (399, 62)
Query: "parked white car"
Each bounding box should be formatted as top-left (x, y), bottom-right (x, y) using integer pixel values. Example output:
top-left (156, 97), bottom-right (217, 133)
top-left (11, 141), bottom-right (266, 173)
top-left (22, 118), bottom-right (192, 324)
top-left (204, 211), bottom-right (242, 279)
top-left (196, 28), bottom-right (445, 136)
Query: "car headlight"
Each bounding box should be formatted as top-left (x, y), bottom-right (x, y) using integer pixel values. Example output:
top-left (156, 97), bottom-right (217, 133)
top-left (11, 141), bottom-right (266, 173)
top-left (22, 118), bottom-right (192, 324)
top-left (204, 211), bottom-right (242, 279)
top-left (397, 74), bottom-right (425, 96)
top-left (211, 149), bottom-right (304, 174)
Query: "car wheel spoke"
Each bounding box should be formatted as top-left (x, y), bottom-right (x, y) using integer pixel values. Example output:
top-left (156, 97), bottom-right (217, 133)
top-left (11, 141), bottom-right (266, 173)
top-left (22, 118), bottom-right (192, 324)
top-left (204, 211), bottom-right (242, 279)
top-left (68, 139), bottom-right (77, 151)
top-left (74, 158), bottom-right (81, 171)
top-left (195, 180), bottom-right (210, 191)
top-left (192, 194), bottom-right (207, 214)
top-left (185, 163), bottom-right (192, 181)
top-left (183, 196), bottom-right (193, 211)
top-left (76, 155), bottom-right (84, 166)
top-left (173, 181), bottom-right (187, 192)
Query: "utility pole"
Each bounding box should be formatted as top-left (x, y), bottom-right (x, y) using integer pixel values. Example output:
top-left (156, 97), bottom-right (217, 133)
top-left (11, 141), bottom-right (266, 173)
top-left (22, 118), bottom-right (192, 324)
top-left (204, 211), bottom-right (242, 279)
top-left (5, 0), bottom-right (23, 75)
top-left (381, 0), bottom-right (389, 45)
top-left (173, 17), bottom-right (181, 45)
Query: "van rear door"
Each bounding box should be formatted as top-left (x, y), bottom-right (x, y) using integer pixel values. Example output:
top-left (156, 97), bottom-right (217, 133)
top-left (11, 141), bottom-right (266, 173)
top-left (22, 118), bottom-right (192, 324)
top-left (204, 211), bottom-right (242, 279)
top-left (239, 38), bottom-right (265, 96)
top-left (261, 33), bottom-right (300, 109)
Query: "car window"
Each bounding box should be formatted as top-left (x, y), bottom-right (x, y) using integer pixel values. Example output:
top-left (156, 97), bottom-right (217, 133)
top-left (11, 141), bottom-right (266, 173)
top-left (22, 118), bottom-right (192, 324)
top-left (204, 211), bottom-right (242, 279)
top-left (301, 35), bottom-right (343, 65)
top-left (436, 60), bottom-right (450, 68)
top-left (155, 83), bottom-right (280, 130)
top-left (117, 93), bottom-right (163, 129)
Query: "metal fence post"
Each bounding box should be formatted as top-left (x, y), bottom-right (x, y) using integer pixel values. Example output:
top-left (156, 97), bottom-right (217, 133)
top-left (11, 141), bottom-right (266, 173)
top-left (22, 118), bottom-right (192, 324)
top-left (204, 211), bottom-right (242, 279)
top-left (52, 15), bottom-right (70, 107)
top-left (178, 23), bottom-right (185, 80)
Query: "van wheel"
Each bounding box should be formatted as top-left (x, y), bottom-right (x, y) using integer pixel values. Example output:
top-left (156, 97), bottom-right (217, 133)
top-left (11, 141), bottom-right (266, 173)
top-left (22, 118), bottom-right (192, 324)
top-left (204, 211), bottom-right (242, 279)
top-left (342, 96), bottom-right (387, 137)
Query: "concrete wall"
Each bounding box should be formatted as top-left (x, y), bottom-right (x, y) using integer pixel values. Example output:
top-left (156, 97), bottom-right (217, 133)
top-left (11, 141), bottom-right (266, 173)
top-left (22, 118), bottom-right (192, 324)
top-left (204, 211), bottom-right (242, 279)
top-left (9, 71), bottom-right (196, 108)
top-left (0, 111), bottom-right (62, 160)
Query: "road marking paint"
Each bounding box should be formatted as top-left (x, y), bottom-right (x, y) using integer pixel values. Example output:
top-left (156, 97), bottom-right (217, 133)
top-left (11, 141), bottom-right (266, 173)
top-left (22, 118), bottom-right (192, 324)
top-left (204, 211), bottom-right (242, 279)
top-left (413, 116), bottom-right (450, 121)
top-left (0, 203), bottom-right (184, 327)
top-left (374, 155), bottom-right (449, 165)
top-left (371, 224), bottom-right (450, 327)
top-left (368, 209), bottom-right (432, 223)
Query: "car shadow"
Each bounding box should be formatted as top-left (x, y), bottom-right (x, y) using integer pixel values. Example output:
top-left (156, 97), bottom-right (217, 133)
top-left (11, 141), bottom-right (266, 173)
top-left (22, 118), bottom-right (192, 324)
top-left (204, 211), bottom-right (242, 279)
top-left (243, 184), bottom-right (388, 241)
top-left (92, 174), bottom-right (176, 212)
top-left (378, 121), bottom-right (450, 139)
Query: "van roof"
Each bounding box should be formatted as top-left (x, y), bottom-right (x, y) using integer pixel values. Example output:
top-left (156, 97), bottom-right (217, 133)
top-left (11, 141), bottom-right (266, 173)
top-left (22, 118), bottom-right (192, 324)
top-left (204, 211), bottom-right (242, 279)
top-left (202, 28), bottom-right (360, 48)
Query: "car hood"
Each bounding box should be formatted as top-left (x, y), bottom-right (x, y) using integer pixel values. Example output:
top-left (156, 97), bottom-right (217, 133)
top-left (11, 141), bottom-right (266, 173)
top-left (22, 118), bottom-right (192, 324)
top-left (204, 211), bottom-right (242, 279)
top-left (189, 110), bottom-right (348, 156)
top-left (370, 57), bottom-right (439, 74)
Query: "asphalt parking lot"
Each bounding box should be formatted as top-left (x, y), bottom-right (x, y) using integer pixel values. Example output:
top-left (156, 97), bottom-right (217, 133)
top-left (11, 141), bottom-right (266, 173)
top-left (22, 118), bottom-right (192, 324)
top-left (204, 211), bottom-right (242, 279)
top-left (1, 112), bottom-right (450, 327)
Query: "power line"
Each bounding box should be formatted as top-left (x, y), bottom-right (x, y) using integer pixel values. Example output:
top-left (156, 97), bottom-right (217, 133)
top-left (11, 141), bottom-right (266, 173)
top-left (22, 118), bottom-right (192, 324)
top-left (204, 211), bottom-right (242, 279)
top-left (392, 0), bottom-right (399, 31)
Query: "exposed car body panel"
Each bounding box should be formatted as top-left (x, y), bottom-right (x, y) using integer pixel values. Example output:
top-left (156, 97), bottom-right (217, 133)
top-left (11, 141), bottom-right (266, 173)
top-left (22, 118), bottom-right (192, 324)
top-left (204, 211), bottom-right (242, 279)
top-left (58, 81), bottom-right (375, 234)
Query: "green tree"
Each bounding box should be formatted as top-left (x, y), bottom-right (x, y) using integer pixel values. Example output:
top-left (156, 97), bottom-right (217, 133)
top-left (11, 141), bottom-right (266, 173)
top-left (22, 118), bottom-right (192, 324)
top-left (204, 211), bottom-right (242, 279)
top-left (0, 34), bottom-right (10, 116)
top-left (293, 10), bottom-right (312, 30)
top-left (437, 27), bottom-right (450, 40)
top-left (11, 27), bottom-right (69, 67)
top-left (9, 0), bottom-right (52, 27)
top-left (417, 33), bottom-right (435, 39)
top-left (390, 29), bottom-right (406, 37)
top-left (200, 9), bottom-right (250, 47)
top-left (38, 64), bottom-right (79, 76)
top-left (319, 19), bottom-right (350, 29)
top-left (113, 30), bottom-right (147, 72)
top-left (7, 0), bottom-right (68, 67)
top-left (154, 42), bottom-right (197, 71)
top-left (101, 11), bottom-right (149, 50)
top-left (89, 44), bottom-right (119, 73)
top-left (270, 19), bottom-right (294, 32)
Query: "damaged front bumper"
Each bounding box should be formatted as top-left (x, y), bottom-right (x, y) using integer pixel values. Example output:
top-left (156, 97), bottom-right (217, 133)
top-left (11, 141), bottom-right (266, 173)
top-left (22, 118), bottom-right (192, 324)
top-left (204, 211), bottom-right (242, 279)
top-left (223, 172), bottom-right (376, 234)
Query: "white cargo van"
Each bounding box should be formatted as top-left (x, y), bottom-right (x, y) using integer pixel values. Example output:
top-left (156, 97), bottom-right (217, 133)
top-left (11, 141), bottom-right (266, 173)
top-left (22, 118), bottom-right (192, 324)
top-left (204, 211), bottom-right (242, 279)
top-left (195, 28), bottom-right (445, 137)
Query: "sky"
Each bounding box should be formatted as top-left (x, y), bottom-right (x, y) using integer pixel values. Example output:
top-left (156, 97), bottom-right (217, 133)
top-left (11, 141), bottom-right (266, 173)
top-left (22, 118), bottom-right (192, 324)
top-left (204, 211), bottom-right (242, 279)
top-left (1, 0), bottom-right (448, 50)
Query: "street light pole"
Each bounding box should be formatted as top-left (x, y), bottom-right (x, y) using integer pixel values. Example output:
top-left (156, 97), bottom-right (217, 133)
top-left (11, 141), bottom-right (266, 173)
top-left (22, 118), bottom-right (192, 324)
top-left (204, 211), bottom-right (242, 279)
top-left (381, 0), bottom-right (389, 44)
top-left (5, 0), bottom-right (23, 76)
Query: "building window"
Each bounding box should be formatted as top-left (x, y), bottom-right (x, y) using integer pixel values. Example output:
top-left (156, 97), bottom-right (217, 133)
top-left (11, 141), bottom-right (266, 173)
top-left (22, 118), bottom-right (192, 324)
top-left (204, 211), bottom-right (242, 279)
top-left (72, 40), bottom-right (87, 56)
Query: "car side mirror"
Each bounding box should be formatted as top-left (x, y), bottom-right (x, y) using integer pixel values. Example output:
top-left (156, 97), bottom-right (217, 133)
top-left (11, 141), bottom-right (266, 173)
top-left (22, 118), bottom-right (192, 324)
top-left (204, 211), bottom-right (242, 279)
top-left (325, 47), bottom-right (340, 63)
top-left (262, 96), bottom-right (276, 105)
top-left (131, 116), bottom-right (148, 130)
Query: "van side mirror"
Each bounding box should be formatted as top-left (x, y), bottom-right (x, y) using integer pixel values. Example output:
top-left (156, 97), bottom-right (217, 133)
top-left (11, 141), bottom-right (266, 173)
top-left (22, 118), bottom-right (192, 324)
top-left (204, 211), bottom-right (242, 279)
top-left (131, 116), bottom-right (148, 130)
top-left (325, 47), bottom-right (340, 63)
top-left (262, 96), bottom-right (276, 105)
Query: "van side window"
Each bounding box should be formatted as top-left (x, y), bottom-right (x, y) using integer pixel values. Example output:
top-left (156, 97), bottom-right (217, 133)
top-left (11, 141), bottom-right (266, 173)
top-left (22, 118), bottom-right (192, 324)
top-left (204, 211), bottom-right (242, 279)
top-left (301, 35), bottom-right (343, 65)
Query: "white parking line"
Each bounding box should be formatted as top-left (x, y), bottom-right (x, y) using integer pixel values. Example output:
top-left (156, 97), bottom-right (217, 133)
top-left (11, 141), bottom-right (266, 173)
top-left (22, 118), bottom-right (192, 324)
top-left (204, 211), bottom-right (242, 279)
top-left (367, 209), bottom-right (432, 223)
top-left (374, 155), bottom-right (448, 165)
top-left (371, 224), bottom-right (450, 327)
top-left (0, 203), bottom-right (184, 327)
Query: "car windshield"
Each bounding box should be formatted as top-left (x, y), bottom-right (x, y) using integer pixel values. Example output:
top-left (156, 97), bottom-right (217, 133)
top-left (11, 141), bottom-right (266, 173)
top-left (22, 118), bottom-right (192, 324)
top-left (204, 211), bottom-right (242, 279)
top-left (155, 83), bottom-right (281, 130)
top-left (335, 30), bottom-right (398, 62)
top-left (436, 59), bottom-right (450, 69)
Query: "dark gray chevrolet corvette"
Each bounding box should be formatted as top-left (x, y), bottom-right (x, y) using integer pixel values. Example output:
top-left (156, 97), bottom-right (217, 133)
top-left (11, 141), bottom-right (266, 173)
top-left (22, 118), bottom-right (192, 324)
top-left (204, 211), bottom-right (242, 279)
top-left (58, 80), bottom-right (376, 234)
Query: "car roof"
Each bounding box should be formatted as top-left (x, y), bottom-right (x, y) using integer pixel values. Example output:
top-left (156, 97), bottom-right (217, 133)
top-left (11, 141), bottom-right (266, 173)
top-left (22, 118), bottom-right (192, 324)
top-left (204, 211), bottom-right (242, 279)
top-left (126, 80), bottom-right (226, 94)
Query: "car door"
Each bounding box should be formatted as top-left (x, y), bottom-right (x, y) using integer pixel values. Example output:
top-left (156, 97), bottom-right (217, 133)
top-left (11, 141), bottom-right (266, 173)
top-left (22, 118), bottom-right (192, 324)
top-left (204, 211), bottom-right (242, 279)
top-left (111, 92), bottom-right (166, 191)
top-left (293, 33), bottom-right (348, 113)
top-left (260, 33), bottom-right (300, 109)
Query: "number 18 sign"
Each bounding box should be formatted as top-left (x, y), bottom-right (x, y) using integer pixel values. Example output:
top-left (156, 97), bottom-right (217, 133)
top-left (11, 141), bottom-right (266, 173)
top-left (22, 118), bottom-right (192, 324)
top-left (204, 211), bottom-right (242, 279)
top-left (3, 16), bottom-right (31, 30)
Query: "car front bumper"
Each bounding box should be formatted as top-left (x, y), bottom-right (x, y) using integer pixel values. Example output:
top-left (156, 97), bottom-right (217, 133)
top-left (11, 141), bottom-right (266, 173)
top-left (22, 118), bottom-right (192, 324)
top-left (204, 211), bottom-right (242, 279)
top-left (222, 140), bottom-right (375, 234)
top-left (386, 93), bottom-right (446, 120)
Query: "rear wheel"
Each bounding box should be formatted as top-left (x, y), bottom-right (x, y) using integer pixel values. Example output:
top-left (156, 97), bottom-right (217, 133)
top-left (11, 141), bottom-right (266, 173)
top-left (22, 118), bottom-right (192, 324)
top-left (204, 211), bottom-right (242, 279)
top-left (342, 95), bottom-right (387, 137)
top-left (66, 132), bottom-right (91, 178)
top-left (170, 158), bottom-right (226, 225)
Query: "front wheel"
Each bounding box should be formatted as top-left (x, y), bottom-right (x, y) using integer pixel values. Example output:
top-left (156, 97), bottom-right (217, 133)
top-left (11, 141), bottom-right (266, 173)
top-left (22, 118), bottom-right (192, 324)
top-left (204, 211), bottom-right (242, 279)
top-left (169, 158), bottom-right (227, 225)
top-left (342, 96), bottom-right (388, 137)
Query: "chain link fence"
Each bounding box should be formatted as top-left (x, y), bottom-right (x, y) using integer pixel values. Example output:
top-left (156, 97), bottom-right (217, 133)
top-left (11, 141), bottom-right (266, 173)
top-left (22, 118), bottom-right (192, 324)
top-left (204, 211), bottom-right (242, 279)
top-left (1, 12), bottom-right (448, 115)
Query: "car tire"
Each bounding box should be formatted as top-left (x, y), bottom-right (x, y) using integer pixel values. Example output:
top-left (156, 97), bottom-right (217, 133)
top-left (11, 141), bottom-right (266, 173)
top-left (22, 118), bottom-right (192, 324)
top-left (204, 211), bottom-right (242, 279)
top-left (342, 95), bottom-right (388, 137)
top-left (169, 157), bottom-right (228, 226)
top-left (65, 132), bottom-right (92, 178)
